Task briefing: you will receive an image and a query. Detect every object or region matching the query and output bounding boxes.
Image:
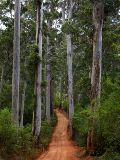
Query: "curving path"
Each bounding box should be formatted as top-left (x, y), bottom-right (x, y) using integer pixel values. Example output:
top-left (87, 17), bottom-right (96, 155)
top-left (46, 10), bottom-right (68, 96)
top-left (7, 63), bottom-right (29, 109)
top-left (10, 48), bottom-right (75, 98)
top-left (37, 110), bottom-right (92, 160)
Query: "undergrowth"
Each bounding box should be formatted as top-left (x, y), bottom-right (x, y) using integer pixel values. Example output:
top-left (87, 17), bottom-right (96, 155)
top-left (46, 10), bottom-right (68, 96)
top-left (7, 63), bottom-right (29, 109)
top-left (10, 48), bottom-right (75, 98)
top-left (0, 108), bottom-right (57, 160)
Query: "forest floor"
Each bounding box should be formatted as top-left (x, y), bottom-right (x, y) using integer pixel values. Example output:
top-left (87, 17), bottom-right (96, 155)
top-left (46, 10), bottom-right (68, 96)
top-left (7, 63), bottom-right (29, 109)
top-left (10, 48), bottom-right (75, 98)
top-left (36, 109), bottom-right (93, 160)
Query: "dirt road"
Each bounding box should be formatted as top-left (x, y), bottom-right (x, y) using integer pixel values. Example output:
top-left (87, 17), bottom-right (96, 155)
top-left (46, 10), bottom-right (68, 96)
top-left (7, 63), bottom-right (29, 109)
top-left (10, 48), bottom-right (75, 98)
top-left (37, 110), bottom-right (92, 160)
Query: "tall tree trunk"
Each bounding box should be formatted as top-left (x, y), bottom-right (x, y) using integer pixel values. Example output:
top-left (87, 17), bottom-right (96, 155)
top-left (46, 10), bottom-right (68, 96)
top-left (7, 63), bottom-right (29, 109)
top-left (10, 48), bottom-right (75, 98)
top-left (60, 0), bottom-right (65, 111)
top-left (32, 0), bottom-right (43, 138)
top-left (87, 0), bottom-right (104, 153)
top-left (46, 3), bottom-right (53, 122)
top-left (0, 64), bottom-right (4, 93)
top-left (20, 81), bottom-right (26, 127)
top-left (62, 0), bottom-right (74, 134)
top-left (66, 0), bottom-right (74, 135)
top-left (46, 32), bottom-right (51, 122)
top-left (12, 0), bottom-right (21, 125)
top-left (50, 79), bottom-right (53, 116)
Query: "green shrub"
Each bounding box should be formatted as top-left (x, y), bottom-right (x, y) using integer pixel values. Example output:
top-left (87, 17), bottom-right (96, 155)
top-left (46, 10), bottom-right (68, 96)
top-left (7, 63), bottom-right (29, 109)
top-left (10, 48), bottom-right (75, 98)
top-left (38, 120), bottom-right (52, 150)
top-left (73, 108), bottom-right (90, 146)
top-left (0, 109), bottom-right (57, 159)
top-left (51, 113), bottom-right (57, 127)
top-left (53, 94), bottom-right (60, 108)
top-left (17, 125), bottom-right (35, 155)
top-left (53, 93), bottom-right (68, 111)
top-left (0, 109), bottom-right (35, 159)
top-left (94, 91), bottom-right (120, 155)
top-left (73, 90), bottom-right (120, 159)
top-left (96, 149), bottom-right (120, 160)
top-left (62, 99), bottom-right (69, 112)
top-left (0, 108), bottom-right (18, 155)
top-left (53, 98), bottom-right (60, 109)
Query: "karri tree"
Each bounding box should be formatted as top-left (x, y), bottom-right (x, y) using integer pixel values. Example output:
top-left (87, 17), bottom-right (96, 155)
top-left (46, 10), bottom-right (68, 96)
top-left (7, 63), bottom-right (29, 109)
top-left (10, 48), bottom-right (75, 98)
top-left (12, 0), bottom-right (21, 125)
top-left (46, 3), bottom-right (52, 122)
top-left (32, 0), bottom-right (43, 138)
top-left (87, 0), bottom-right (104, 153)
top-left (66, 0), bottom-right (74, 133)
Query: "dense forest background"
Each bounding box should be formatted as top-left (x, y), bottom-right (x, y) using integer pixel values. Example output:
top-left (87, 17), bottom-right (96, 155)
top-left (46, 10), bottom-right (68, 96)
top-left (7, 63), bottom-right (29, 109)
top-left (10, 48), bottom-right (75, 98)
top-left (0, 0), bottom-right (120, 160)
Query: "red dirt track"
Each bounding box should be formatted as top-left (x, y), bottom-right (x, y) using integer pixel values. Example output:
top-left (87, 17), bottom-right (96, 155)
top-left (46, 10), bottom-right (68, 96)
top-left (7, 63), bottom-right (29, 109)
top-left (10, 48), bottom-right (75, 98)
top-left (37, 110), bottom-right (92, 160)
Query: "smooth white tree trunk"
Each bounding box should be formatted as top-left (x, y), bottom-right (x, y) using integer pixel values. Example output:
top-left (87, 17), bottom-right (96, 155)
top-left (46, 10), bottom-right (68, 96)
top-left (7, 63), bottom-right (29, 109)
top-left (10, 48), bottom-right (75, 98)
top-left (20, 82), bottom-right (27, 127)
top-left (46, 33), bottom-right (51, 122)
top-left (62, 0), bottom-right (74, 129)
top-left (66, 0), bottom-right (74, 121)
top-left (12, 0), bottom-right (21, 125)
top-left (33, 1), bottom-right (43, 138)
top-left (46, 3), bottom-right (53, 122)
top-left (66, 34), bottom-right (74, 120)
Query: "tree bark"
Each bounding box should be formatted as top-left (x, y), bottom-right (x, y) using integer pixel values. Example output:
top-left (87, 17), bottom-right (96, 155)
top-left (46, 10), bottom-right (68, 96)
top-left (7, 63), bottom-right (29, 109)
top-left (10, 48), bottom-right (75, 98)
top-left (66, 34), bottom-right (74, 122)
top-left (87, 0), bottom-right (104, 153)
top-left (32, 0), bottom-right (43, 138)
top-left (46, 16), bottom-right (52, 122)
top-left (20, 82), bottom-right (26, 127)
top-left (50, 79), bottom-right (53, 116)
top-left (12, 0), bottom-right (21, 125)
top-left (62, 0), bottom-right (74, 135)
top-left (91, 1), bottom-right (104, 106)
top-left (66, 0), bottom-right (74, 135)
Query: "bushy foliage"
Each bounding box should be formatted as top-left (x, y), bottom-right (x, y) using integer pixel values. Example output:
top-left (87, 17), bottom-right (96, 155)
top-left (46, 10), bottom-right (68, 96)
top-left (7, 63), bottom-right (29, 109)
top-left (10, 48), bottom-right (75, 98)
top-left (0, 109), bottom-right (35, 159)
top-left (0, 108), bottom-right (57, 159)
top-left (51, 112), bottom-right (57, 127)
top-left (53, 93), bottom-right (69, 112)
top-left (94, 90), bottom-right (120, 156)
top-left (73, 108), bottom-right (90, 146)
top-left (0, 109), bottom-right (18, 155)
top-left (38, 120), bottom-right (53, 150)
top-left (53, 93), bottom-right (60, 107)
top-left (41, 80), bottom-right (47, 88)
top-left (73, 90), bottom-right (120, 159)
top-left (0, 83), bottom-right (12, 108)
top-left (96, 149), bottom-right (120, 160)
top-left (27, 43), bottom-right (41, 67)
top-left (17, 125), bottom-right (35, 155)
top-left (26, 43), bottom-right (41, 83)
top-left (61, 99), bottom-right (68, 112)
top-left (61, 20), bottom-right (77, 34)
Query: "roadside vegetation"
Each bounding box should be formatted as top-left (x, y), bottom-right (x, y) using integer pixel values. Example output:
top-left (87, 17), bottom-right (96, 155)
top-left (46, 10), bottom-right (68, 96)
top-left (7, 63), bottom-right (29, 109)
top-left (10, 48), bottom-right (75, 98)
top-left (0, 108), bottom-right (57, 160)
